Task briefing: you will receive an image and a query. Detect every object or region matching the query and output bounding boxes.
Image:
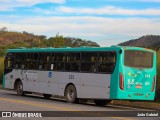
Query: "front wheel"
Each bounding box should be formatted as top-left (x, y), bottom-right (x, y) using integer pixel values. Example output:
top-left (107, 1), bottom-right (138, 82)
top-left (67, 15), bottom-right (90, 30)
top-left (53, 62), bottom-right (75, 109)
top-left (65, 85), bottom-right (78, 103)
top-left (16, 81), bottom-right (24, 96)
top-left (94, 100), bottom-right (111, 106)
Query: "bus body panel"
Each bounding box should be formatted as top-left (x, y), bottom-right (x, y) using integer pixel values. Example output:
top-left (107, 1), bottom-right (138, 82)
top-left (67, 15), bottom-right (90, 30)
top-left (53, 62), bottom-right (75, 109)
top-left (4, 69), bottom-right (111, 99)
top-left (116, 48), bottom-right (156, 100)
top-left (109, 49), bottom-right (120, 99)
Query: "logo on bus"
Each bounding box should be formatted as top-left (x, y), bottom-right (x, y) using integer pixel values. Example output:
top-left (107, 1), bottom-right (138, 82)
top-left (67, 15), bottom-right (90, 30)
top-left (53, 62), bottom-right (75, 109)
top-left (48, 72), bottom-right (52, 78)
top-left (26, 73), bottom-right (38, 80)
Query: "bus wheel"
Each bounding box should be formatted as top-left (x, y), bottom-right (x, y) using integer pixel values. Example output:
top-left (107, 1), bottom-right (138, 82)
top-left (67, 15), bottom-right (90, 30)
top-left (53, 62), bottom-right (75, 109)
top-left (16, 81), bottom-right (24, 96)
top-left (94, 100), bottom-right (111, 106)
top-left (43, 94), bottom-right (52, 99)
top-left (65, 85), bottom-right (78, 103)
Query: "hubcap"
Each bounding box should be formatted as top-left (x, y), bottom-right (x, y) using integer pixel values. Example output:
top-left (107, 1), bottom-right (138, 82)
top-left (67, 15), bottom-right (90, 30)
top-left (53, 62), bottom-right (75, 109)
top-left (18, 84), bottom-right (22, 93)
top-left (68, 89), bottom-right (74, 100)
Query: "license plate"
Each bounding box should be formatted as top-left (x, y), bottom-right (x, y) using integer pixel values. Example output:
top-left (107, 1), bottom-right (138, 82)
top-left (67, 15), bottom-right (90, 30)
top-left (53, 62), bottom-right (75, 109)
top-left (136, 85), bottom-right (142, 88)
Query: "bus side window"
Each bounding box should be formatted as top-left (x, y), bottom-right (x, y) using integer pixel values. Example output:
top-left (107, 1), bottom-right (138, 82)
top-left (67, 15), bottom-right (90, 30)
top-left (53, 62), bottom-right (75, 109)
top-left (5, 53), bottom-right (14, 69)
top-left (26, 53), bottom-right (38, 70)
top-left (81, 52), bottom-right (97, 72)
top-left (14, 53), bottom-right (26, 69)
top-left (5, 57), bottom-right (14, 69)
top-left (52, 53), bottom-right (65, 71)
top-left (65, 53), bottom-right (80, 72)
top-left (98, 52), bottom-right (116, 73)
top-left (38, 53), bottom-right (51, 70)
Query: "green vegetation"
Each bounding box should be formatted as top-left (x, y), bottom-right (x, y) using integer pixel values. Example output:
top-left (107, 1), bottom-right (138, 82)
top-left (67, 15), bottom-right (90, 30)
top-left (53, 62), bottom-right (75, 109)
top-left (0, 57), bottom-right (4, 84)
top-left (156, 50), bottom-right (160, 101)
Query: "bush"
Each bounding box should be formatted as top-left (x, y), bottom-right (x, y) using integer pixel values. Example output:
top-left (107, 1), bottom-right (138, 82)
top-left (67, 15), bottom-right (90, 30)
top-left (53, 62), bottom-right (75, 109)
top-left (155, 89), bottom-right (160, 102)
top-left (156, 51), bottom-right (160, 90)
top-left (0, 57), bottom-right (4, 84)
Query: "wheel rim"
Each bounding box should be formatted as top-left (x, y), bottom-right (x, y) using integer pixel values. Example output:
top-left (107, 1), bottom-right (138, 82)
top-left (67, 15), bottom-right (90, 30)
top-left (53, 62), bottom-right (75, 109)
top-left (67, 88), bottom-right (74, 101)
top-left (17, 83), bottom-right (23, 94)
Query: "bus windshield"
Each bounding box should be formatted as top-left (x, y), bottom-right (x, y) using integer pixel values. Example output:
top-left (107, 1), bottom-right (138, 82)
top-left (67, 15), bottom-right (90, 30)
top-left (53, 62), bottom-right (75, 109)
top-left (124, 50), bottom-right (153, 68)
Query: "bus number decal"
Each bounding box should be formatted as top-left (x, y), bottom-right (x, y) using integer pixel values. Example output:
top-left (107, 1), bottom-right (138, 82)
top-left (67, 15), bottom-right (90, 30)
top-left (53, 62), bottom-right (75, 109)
top-left (145, 74), bottom-right (150, 78)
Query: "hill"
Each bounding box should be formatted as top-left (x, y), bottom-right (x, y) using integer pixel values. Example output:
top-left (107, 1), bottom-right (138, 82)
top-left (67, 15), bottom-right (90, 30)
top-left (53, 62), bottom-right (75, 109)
top-left (0, 29), bottom-right (100, 56)
top-left (119, 35), bottom-right (160, 50)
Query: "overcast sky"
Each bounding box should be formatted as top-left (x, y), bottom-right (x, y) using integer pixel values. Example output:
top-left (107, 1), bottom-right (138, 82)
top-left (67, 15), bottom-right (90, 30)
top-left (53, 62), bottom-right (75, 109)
top-left (0, 0), bottom-right (160, 46)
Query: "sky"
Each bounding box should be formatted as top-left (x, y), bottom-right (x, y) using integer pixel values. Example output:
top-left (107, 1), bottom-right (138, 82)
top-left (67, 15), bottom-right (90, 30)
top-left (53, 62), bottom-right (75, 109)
top-left (0, 0), bottom-right (160, 47)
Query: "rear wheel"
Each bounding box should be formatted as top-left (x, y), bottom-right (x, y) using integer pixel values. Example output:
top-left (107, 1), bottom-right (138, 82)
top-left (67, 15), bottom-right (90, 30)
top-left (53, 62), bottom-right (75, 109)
top-left (94, 100), bottom-right (111, 106)
top-left (65, 85), bottom-right (78, 103)
top-left (43, 94), bottom-right (52, 99)
top-left (16, 81), bottom-right (24, 96)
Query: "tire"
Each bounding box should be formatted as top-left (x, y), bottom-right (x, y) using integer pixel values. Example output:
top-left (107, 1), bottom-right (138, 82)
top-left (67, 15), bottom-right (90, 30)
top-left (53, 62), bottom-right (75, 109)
top-left (43, 94), bottom-right (52, 99)
top-left (94, 100), bottom-right (111, 106)
top-left (16, 81), bottom-right (24, 96)
top-left (65, 85), bottom-right (78, 103)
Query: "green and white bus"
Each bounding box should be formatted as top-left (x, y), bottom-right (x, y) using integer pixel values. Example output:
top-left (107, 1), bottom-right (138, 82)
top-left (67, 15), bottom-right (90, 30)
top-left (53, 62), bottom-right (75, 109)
top-left (3, 46), bottom-right (156, 106)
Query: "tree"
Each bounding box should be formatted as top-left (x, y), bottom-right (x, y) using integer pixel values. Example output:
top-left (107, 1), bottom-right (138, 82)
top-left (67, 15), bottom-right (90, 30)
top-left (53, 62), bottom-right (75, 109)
top-left (52, 33), bottom-right (64, 48)
top-left (0, 27), bottom-right (7, 32)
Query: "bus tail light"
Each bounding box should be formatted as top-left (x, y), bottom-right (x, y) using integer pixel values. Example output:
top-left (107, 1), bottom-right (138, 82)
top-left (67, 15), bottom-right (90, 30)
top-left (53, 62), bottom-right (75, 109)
top-left (120, 73), bottom-right (124, 90)
top-left (151, 76), bottom-right (156, 92)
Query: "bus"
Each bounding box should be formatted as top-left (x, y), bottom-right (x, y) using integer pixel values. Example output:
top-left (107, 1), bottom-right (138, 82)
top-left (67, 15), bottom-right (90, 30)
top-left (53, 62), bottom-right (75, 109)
top-left (3, 46), bottom-right (156, 106)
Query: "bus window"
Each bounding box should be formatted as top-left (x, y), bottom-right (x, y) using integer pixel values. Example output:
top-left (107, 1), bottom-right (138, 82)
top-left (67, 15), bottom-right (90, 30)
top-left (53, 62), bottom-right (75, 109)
top-left (26, 53), bottom-right (38, 70)
top-left (81, 52), bottom-right (97, 72)
top-left (81, 52), bottom-right (97, 62)
top-left (65, 53), bottom-right (80, 72)
top-left (124, 50), bottom-right (153, 68)
top-left (52, 53), bottom-right (65, 62)
top-left (14, 53), bottom-right (26, 69)
top-left (98, 52), bottom-right (116, 73)
top-left (52, 53), bottom-right (65, 71)
top-left (5, 57), bottom-right (14, 69)
top-left (38, 53), bottom-right (51, 70)
top-left (5, 53), bottom-right (14, 69)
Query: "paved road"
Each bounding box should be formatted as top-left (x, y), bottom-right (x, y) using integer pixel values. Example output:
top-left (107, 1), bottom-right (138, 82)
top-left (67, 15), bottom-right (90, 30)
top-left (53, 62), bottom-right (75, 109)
top-left (0, 89), bottom-right (159, 120)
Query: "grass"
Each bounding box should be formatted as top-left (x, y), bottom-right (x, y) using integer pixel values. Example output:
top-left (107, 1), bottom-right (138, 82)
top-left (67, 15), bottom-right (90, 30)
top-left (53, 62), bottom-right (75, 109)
top-left (112, 100), bottom-right (160, 110)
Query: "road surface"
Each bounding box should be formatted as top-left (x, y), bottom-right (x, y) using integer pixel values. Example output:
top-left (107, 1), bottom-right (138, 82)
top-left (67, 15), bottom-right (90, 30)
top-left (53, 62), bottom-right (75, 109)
top-left (0, 89), bottom-right (159, 120)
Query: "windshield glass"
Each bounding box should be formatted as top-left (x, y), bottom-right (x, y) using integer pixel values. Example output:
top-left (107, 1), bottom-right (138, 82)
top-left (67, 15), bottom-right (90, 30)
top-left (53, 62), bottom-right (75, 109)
top-left (124, 50), bottom-right (153, 68)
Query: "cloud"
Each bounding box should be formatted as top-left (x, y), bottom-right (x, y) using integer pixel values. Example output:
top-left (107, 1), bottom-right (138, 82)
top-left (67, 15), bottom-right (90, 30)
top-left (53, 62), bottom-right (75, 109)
top-left (0, 16), bottom-right (160, 46)
top-left (56, 6), bottom-right (160, 15)
top-left (29, 5), bottom-right (160, 16)
top-left (0, 0), bottom-right (65, 11)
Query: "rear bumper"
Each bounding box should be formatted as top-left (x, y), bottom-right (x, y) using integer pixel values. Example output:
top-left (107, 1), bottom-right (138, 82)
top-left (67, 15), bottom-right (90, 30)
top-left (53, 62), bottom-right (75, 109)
top-left (115, 90), bottom-right (155, 100)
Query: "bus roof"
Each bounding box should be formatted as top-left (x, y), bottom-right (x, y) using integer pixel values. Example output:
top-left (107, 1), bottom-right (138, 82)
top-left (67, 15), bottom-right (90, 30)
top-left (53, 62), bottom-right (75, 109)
top-left (6, 46), bottom-right (155, 53)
